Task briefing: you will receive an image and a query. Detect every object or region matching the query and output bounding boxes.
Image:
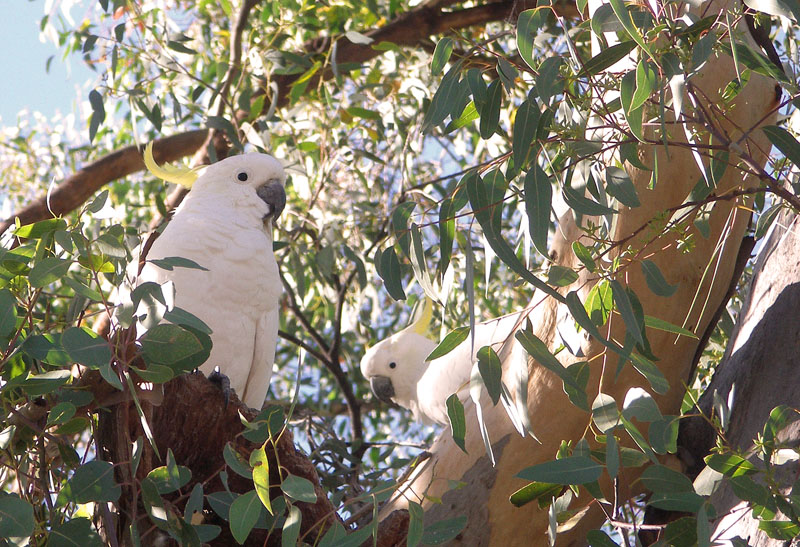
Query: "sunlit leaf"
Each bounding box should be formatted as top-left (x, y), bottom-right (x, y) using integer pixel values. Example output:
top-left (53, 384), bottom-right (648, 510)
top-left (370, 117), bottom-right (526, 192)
top-left (427, 326), bottom-right (470, 361)
top-left (509, 482), bottom-right (562, 508)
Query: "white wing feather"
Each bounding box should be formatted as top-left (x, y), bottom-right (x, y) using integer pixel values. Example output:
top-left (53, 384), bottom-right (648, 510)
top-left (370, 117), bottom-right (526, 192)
top-left (416, 311), bottom-right (526, 425)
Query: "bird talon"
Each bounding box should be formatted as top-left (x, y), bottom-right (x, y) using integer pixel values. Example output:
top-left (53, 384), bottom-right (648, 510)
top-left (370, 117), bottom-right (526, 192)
top-left (208, 368), bottom-right (232, 408)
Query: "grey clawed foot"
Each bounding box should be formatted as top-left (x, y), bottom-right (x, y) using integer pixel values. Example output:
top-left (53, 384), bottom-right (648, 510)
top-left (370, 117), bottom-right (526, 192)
top-left (208, 367), bottom-right (231, 408)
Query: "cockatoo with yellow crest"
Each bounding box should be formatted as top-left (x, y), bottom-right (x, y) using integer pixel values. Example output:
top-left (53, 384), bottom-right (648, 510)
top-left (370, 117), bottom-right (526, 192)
top-left (361, 299), bottom-right (530, 427)
top-left (128, 143), bottom-right (286, 409)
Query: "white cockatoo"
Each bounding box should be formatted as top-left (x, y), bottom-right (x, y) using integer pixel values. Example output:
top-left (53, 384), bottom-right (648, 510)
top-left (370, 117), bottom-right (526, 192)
top-left (361, 299), bottom-right (530, 426)
top-left (129, 143), bottom-right (286, 409)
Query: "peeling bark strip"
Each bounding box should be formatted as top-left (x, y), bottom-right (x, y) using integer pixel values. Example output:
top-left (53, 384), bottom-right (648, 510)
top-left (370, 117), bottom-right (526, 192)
top-left (1, 0), bottom-right (577, 237)
top-left (382, 0), bottom-right (780, 543)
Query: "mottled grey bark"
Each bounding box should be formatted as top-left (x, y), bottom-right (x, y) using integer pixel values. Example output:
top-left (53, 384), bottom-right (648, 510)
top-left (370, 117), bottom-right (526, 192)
top-left (679, 210), bottom-right (800, 545)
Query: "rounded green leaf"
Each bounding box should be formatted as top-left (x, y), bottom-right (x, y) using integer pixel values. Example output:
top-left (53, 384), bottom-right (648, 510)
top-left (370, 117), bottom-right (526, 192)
top-left (62, 327), bottom-right (112, 369)
top-left (592, 393), bottom-right (619, 433)
top-left (48, 517), bottom-right (104, 547)
top-left (229, 490), bottom-right (261, 545)
top-left (146, 464), bottom-right (192, 495)
top-left (0, 493), bottom-right (34, 538)
top-left (46, 402), bottom-right (77, 427)
top-left (57, 460), bottom-right (121, 506)
top-left (280, 474), bottom-right (317, 503)
top-left (140, 324), bottom-right (211, 374)
top-left (30, 257), bottom-right (71, 288)
top-left (640, 464), bottom-right (694, 494)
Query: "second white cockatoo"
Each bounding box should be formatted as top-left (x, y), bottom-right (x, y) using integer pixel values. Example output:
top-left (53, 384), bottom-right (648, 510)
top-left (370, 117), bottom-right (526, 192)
top-left (360, 299), bottom-right (530, 426)
top-left (128, 143), bottom-right (286, 409)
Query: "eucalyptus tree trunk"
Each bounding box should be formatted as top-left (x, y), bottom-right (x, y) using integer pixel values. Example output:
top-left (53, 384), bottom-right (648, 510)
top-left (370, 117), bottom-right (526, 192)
top-left (678, 211), bottom-right (800, 545)
top-left (380, 0), bottom-right (780, 543)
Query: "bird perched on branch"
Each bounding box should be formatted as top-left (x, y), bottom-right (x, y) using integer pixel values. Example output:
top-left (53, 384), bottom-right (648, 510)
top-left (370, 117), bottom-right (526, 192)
top-left (361, 299), bottom-right (530, 427)
top-left (129, 143), bottom-right (286, 409)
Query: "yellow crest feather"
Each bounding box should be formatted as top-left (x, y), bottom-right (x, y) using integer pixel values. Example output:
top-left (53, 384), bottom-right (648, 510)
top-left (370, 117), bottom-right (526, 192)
top-left (410, 297), bottom-right (434, 337)
top-left (143, 142), bottom-right (200, 188)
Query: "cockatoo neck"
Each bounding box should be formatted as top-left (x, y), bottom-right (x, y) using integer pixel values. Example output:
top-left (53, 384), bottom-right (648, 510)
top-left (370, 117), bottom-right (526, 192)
top-left (178, 183), bottom-right (273, 234)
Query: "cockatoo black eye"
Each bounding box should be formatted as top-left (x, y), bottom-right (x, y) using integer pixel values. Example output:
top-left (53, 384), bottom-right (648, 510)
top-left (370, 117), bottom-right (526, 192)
top-left (237, 171), bottom-right (249, 182)
top-left (389, 362), bottom-right (397, 369)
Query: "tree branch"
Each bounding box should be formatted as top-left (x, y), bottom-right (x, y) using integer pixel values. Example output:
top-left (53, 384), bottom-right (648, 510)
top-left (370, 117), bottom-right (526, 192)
top-left (0, 130), bottom-right (208, 235)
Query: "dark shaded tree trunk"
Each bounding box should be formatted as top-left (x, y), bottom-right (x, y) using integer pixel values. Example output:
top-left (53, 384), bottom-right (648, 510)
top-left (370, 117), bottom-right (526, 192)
top-left (679, 210), bottom-right (800, 544)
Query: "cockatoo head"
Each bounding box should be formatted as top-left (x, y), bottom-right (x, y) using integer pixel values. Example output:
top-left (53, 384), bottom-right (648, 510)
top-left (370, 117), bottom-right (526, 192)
top-left (143, 142), bottom-right (287, 227)
top-left (195, 154), bottom-right (287, 226)
top-left (360, 299), bottom-right (437, 413)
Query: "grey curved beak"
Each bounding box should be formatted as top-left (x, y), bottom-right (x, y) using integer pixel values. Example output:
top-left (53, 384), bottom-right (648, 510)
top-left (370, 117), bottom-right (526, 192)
top-left (369, 376), bottom-right (395, 404)
top-left (257, 180), bottom-right (286, 221)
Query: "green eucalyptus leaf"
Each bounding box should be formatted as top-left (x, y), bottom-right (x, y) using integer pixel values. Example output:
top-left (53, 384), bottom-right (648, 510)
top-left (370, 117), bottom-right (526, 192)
top-left (516, 456), bottom-right (603, 485)
top-left (229, 490), bottom-right (261, 545)
top-left (763, 125), bottom-right (800, 168)
top-left (281, 474), bottom-right (317, 503)
top-left (446, 394), bottom-right (467, 453)
top-left (641, 260), bottom-right (678, 297)
top-left (517, 9), bottom-right (546, 70)
top-left (578, 41), bottom-right (636, 77)
top-left (509, 481), bottom-right (562, 508)
top-left (48, 517), bottom-right (104, 547)
top-left (477, 346), bottom-right (502, 405)
top-left (431, 37), bottom-right (454, 76)
top-left (427, 326), bottom-right (470, 361)
top-left (0, 493), bottom-right (34, 539)
top-left (421, 515), bottom-right (467, 544)
top-left (479, 79), bottom-right (502, 139)
top-left (57, 460), bottom-right (121, 506)
top-left (524, 164), bottom-right (552, 258)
